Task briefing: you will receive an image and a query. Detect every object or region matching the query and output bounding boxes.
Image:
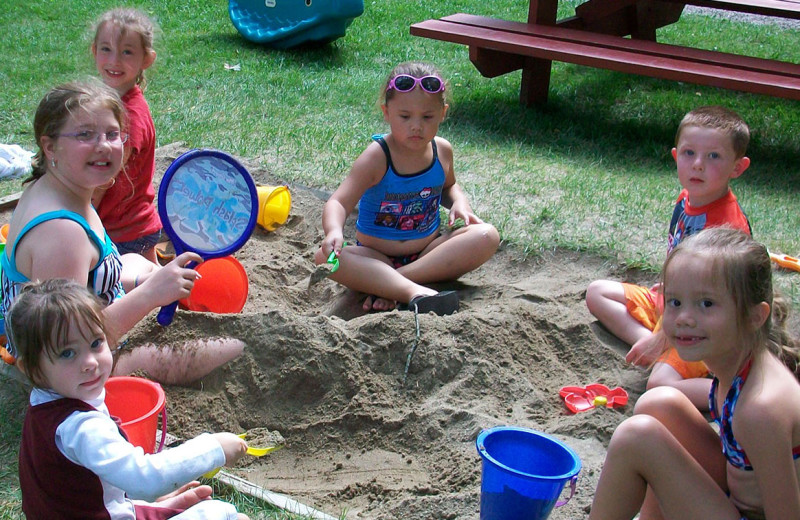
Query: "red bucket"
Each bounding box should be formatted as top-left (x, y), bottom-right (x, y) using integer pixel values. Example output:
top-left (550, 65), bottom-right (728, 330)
top-left (105, 376), bottom-right (167, 454)
top-left (179, 256), bottom-right (249, 314)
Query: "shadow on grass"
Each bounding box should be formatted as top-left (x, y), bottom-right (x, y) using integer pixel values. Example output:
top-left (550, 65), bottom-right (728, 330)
top-left (449, 66), bottom-right (800, 193)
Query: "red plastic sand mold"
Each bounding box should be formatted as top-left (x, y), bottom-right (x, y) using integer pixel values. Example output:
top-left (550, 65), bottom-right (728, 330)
top-left (559, 384), bottom-right (629, 413)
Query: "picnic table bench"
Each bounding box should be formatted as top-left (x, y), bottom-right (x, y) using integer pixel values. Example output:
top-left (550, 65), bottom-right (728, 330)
top-left (410, 0), bottom-right (800, 105)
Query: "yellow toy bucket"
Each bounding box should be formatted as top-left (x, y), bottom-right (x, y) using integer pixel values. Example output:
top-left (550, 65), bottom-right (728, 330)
top-left (257, 185), bottom-right (291, 231)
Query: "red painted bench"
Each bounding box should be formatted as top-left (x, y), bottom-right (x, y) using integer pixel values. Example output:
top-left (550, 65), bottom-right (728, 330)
top-left (410, 6), bottom-right (800, 104)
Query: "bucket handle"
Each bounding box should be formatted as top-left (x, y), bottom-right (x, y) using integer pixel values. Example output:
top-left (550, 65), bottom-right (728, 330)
top-left (555, 476), bottom-right (578, 507)
top-left (156, 407), bottom-right (168, 453)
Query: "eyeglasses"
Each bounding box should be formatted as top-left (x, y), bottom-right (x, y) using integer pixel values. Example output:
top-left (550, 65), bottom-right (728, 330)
top-left (56, 130), bottom-right (128, 145)
top-left (386, 74), bottom-right (445, 94)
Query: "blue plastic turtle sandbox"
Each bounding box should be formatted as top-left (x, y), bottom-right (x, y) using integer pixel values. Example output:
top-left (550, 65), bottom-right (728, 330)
top-left (229, 0), bottom-right (364, 49)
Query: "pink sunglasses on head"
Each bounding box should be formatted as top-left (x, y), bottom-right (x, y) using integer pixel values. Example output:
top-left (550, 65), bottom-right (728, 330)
top-left (386, 74), bottom-right (445, 94)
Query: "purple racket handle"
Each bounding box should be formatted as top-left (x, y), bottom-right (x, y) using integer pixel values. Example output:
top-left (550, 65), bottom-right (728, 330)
top-left (157, 302), bottom-right (179, 326)
top-left (157, 260), bottom-right (198, 326)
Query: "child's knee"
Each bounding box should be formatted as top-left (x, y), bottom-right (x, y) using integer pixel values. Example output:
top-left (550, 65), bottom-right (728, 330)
top-left (470, 222), bottom-right (500, 252)
top-left (482, 223), bottom-right (500, 248)
top-left (585, 280), bottom-right (602, 308)
top-left (609, 414), bottom-right (664, 450)
top-left (645, 362), bottom-right (683, 391)
top-left (313, 247), bottom-right (328, 265)
top-left (586, 280), bottom-right (617, 313)
top-left (634, 385), bottom-right (687, 416)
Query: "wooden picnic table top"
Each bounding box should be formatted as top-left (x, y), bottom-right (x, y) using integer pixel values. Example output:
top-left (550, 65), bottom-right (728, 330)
top-left (414, 0), bottom-right (800, 103)
top-left (674, 0), bottom-right (800, 19)
top-left (532, 0), bottom-right (800, 41)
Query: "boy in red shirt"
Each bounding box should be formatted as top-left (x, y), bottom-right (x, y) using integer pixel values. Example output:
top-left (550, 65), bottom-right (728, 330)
top-left (585, 106), bottom-right (751, 410)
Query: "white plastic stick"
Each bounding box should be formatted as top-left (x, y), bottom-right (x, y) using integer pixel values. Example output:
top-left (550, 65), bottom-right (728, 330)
top-left (215, 470), bottom-right (338, 520)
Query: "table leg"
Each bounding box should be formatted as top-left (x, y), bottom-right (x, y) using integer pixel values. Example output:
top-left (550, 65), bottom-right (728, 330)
top-left (633, 0), bottom-right (684, 40)
top-left (520, 0), bottom-right (559, 105)
top-left (520, 57), bottom-right (553, 105)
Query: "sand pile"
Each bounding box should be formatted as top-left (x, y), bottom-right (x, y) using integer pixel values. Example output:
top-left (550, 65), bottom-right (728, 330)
top-left (119, 144), bottom-right (647, 519)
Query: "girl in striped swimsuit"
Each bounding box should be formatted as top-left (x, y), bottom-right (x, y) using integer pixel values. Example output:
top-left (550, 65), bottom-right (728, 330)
top-left (0, 80), bottom-right (244, 385)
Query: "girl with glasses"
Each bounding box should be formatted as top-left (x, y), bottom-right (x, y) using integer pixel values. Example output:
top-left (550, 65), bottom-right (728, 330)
top-left (315, 61), bottom-right (499, 315)
top-left (91, 7), bottom-right (162, 264)
top-left (0, 80), bottom-right (245, 386)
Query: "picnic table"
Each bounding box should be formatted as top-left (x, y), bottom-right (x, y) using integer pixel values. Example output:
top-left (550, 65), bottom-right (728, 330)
top-left (410, 0), bottom-right (800, 105)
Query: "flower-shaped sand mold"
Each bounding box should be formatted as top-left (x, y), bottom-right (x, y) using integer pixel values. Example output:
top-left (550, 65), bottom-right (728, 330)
top-left (559, 384), bottom-right (629, 413)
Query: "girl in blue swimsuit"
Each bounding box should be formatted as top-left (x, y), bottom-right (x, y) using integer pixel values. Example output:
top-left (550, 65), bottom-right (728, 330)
top-left (315, 61), bottom-right (500, 315)
top-left (589, 227), bottom-right (800, 520)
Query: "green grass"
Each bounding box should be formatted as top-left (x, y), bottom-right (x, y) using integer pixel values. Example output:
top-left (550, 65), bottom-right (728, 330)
top-left (2, 0), bottom-right (798, 265)
top-left (1, 0), bottom-right (800, 516)
top-left (0, 377), bottom-right (26, 520)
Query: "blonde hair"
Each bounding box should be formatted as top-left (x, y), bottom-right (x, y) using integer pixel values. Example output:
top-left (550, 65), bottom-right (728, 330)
top-left (380, 61), bottom-right (449, 107)
top-left (661, 227), bottom-right (800, 376)
top-left (93, 7), bottom-right (157, 89)
top-left (7, 279), bottom-right (112, 389)
top-left (675, 105), bottom-right (750, 158)
top-left (28, 79), bottom-right (126, 183)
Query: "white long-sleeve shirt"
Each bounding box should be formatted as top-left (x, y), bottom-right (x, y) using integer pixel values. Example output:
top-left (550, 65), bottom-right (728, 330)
top-left (28, 388), bottom-right (237, 519)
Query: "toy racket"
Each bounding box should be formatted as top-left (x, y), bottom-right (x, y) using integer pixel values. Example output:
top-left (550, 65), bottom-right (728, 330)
top-left (157, 149), bottom-right (258, 326)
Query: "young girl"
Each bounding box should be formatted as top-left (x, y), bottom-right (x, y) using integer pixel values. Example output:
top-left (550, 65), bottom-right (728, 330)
top-left (315, 61), bottom-right (500, 315)
top-left (0, 80), bottom-right (244, 385)
top-left (10, 278), bottom-right (249, 520)
top-left (589, 227), bottom-right (800, 520)
top-left (91, 8), bottom-right (161, 263)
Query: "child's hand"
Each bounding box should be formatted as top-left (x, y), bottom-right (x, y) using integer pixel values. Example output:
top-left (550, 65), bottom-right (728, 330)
top-left (213, 432), bottom-right (248, 467)
top-left (320, 232), bottom-right (345, 260)
top-left (448, 206), bottom-right (484, 228)
top-left (139, 252), bottom-right (203, 307)
top-left (626, 331), bottom-right (667, 366)
top-left (155, 481), bottom-right (212, 508)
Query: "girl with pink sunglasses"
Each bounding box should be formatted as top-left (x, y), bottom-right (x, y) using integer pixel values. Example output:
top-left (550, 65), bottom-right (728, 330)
top-left (315, 61), bottom-right (499, 315)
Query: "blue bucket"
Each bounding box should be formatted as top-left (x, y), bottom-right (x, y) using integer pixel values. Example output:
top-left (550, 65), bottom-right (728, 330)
top-left (476, 426), bottom-right (581, 520)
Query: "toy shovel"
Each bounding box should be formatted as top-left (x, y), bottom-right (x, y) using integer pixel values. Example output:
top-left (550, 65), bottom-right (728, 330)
top-left (202, 434), bottom-right (282, 478)
top-left (237, 433), bottom-right (283, 456)
top-left (770, 253), bottom-right (800, 273)
top-left (307, 242), bottom-right (346, 289)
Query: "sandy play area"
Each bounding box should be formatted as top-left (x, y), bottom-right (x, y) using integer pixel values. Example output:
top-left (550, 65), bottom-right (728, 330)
top-left (114, 144), bottom-right (650, 519)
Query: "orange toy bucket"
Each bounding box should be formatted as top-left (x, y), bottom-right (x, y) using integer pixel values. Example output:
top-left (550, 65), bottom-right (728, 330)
top-left (179, 256), bottom-right (249, 313)
top-left (105, 376), bottom-right (167, 454)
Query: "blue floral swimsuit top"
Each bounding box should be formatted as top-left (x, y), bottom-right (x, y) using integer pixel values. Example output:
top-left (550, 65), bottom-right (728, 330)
top-left (709, 357), bottom-right (800, 470)
top-left (0, 210), bottom-right (124, 358)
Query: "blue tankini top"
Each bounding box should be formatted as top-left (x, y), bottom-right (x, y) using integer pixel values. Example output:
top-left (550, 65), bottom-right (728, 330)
top-left (356, 135), bottom-right (445, 241)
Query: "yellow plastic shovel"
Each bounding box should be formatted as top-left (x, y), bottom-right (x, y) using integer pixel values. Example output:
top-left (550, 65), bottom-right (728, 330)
top-left (202, 434), bottom-right (282, 478)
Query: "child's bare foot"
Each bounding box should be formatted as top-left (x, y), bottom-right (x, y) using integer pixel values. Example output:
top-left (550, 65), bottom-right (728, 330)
top-left (362, 295), bottom-right (396, 312)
